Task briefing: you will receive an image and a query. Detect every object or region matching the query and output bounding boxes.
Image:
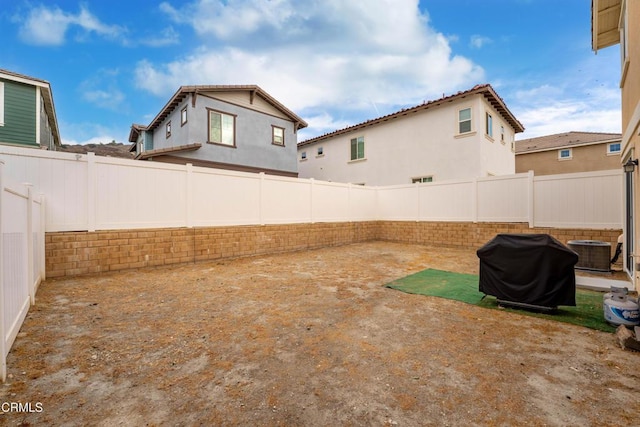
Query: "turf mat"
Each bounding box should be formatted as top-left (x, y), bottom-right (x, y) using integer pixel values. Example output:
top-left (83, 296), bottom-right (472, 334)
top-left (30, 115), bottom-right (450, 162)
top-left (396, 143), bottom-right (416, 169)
top-left (385, 268), bottom-right (615, 333)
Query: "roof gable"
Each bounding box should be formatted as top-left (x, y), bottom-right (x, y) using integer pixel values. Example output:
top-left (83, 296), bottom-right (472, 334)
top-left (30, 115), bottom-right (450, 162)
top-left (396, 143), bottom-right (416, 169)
top-left (298, 84), bottom-right (524, 147)
top-left (143, 85), bottom-right (307, 135)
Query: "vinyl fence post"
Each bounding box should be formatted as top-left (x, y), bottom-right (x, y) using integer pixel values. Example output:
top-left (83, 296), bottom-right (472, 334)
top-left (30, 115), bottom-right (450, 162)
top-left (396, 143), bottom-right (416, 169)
top-left (24, 183), bottom-right (34, 305)
top-left (259, 172), bottom-right (265, 226)
top-left (310, 178), bottom-right (315, 224)
top-left (0, 160), bottom-right (6, 382)
top-left (186, 163), bottom-right (193, 228)
top-left (527, 170), bottom-right (535, 228)
top-left (472, 178), bottom-right (478, 223)
top-left (39, 193), bottom-right (46, 281)
top-left (87, 152), bottom-right (96, 232)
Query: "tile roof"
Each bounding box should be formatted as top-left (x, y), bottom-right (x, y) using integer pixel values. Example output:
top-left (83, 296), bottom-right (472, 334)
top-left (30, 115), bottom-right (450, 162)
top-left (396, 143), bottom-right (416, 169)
top-left (515, 131), bottom-right (622, 154)
top-left (297, 83), bottom-right (524, 147)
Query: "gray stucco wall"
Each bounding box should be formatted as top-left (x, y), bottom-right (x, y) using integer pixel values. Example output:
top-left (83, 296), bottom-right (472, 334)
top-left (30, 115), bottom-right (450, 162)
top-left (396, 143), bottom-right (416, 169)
top-left (152, 95), bottom-right (298, 174)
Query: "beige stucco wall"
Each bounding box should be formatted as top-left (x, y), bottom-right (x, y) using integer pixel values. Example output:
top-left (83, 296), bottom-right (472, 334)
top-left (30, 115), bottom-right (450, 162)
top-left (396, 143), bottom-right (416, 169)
top-left (516, 143), bottom-right (621, 175)
top-left (298, 95), bottom-right (516, 186)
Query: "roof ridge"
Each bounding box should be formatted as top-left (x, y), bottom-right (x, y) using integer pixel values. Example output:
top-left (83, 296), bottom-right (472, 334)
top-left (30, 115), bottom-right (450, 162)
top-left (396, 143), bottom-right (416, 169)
top-left (298, 83), bottom-right (522, 146)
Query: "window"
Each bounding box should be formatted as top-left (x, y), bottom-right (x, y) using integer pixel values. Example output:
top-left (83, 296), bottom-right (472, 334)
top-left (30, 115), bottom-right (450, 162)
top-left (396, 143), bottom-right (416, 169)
top-left (458, 108), bottom-right (471, 134)
top-left (485, 113), bottom-right (493, 138)
top-left (350, 136), bottom-right (365, 160)
top-left (166, 121), bottom-right (171, 138)
top-left (608, 142), bottom-right (621, 155)
top-left (301, 151), bottom-right (307, 160)
top-left (500, 125), bottom-right (505, 144)
top-left (181, 106), bottom-right (188, 126)
top-left (317, 147), bottom-right (323, 156)
top-left (412, 176), bottom-right (433, 183)
top-left (272, 126), bottom-right (285, 146)
top-left (558, 148), bottom-right (572, 160)
top-left (0, 82), bottom-right (4, 126)
top-left (208, 109), bottom-right (236, 146)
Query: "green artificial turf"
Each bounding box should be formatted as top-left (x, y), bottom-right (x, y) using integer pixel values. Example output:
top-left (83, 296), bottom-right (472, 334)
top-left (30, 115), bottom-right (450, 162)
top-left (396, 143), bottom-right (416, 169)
top-left (385, 268), bottom-right (615, 333)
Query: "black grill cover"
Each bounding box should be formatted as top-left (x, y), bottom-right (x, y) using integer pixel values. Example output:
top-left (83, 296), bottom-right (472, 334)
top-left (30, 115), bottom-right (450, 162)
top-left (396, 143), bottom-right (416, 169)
top-left (476, 234), bottom-right (578, 307)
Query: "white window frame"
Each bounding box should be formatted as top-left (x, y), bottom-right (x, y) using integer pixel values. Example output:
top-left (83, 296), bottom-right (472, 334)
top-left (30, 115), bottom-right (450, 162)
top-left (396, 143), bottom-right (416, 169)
top-left (272, 125), bottom-right (285, 146)
top-left (300, 151), bottom-right (307, 160)
top-left (458, 107), bottom-right (472, 134)
top-left (0, 82), bottom-right (4, 126)
top-left (181, 106), bottom-right (188, 126)
top-left (620, 0), bottom-right (630, 84)
top-left (412, 176), bottom-right (433, 184)
top-left (350, 136), bottom-right (365, 161)
top-left (558, 148), bottom-right (572, 160)
top-left (166, 121), bottom-right (171, 139)
top-left (485, 112), bottom-right (493, 138)
top-left (608, 142), bottom-right (621, 155)
top-left (500, 125), bottom-right (505, 144)
top-left (317, 146), bottom-right (324, 156)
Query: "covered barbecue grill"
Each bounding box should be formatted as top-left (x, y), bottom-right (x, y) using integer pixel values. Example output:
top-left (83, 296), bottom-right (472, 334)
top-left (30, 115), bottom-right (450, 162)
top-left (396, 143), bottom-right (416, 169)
top-left (476, 234), bottom-right (578, 310)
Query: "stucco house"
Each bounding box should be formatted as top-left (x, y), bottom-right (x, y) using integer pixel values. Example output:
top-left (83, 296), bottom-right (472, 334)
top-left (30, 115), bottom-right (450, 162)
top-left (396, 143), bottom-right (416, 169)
top-left (129, 85), bottom-right (307, 177)
top-left (592, 0), bottom-right (640, 286)
top-left (0, 69), bottom-right (60, 151)
top-left (515, 131), bottom-right (622, 175)
top-left (297, 84), bottom-right (524, 186)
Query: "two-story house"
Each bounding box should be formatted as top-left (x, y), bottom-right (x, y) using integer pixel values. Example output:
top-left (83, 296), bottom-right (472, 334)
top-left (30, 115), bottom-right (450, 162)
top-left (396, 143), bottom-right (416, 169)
top-left (129, 85), bottom-right (307, 177)
top-left (297, 84), bottom-right (524, 186)
top-left (0, 69), bottom-right (60, 150)
top-left (592, 0), bottom-right (639, 286)
top-left (515, 131), bottom-right (622, 175)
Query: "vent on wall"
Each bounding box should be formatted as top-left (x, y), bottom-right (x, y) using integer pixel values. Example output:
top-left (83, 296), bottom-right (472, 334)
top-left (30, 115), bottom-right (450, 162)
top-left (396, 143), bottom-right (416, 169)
top-left (567, 240), bottom-right (611, 272)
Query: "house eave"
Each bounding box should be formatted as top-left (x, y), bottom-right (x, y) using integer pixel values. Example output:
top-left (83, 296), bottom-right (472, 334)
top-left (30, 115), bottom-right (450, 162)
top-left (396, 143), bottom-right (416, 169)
top-left (592, 0), bottom-right (622, 51)
top-left (145, 85), bottom-right (308, 134)
top-left (298, 83), bottom-right (524, 148)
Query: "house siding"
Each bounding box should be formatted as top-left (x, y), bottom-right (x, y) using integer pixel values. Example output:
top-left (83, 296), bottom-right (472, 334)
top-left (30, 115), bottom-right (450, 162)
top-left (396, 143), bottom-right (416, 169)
top-left (0, 79), bottom-right (37, 147)
top-left (298, 95), bottom-right (516, 185)
top-left (516, 143), bottom-right (622, 175)
top-left (152, 94), bottom-right (297, 174)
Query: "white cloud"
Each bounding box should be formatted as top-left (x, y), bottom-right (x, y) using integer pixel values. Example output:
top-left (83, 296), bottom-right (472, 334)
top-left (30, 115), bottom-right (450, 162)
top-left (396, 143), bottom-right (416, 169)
top-left (60, 121), bottom-right (126, 146)
top-left (16, 4), bottom-right (126, 46)
top-left (469, 35), bottom-right (492, 49)
top-left (140, 0), bottom-right (484, 136)
top-left (79, 69), bottom-right (127, 112)
top-left (298, 113), bottom-right (354, 141)
top-left (513, 83), bottom-right (621, 139)
top-left (139, 26), bottom-right (180, 47)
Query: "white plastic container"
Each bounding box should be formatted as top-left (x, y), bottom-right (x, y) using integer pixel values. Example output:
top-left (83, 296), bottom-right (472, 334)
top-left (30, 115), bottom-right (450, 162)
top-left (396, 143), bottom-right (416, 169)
top-left (604, 291), bottom-right (640, 326)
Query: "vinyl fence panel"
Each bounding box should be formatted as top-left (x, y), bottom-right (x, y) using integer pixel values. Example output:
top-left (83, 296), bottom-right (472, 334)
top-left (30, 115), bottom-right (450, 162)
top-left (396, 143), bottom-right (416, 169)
top-left (533, 170), bottom-right (623, 229)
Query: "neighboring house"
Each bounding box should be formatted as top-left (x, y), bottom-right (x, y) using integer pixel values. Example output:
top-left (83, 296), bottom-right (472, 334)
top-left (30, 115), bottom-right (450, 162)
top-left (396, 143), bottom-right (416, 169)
top-left (297, 84), bottom-right (524, 186)
top-left (129, 85), bottom-right (307, 177)
top-left (0, 69), bottom-right (61, 151)
top-left (592, 0), bottom-right (639, 283)
top-left (515, 131), bottom-right (622, 175)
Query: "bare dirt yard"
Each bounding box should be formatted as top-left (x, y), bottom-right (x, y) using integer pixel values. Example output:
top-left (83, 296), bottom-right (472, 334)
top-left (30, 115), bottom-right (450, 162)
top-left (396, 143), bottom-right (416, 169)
top-left (1, 242), bottom-right (639, 426)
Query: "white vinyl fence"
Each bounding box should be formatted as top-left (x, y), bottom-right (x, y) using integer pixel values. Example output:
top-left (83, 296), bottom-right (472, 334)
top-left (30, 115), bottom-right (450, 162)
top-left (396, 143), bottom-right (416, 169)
top-left (0, 161), bottom-right (45, 382)
top-left (0, 145), bottom-right (623, 234)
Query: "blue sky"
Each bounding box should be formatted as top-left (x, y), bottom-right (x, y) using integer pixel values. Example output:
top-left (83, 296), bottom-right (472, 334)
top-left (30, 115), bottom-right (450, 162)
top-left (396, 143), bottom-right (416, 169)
top-left (0, 0), bottom-right (622, 145)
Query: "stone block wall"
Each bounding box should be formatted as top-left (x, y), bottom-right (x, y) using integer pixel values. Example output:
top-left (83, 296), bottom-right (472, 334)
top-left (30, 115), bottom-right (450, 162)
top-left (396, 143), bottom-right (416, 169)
top-left (45, 221), bottom-right (621, 278)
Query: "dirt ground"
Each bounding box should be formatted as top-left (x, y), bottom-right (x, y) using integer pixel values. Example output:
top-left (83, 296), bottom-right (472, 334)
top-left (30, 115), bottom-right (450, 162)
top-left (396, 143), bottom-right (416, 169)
top-left (1, 242), bottom-right (639, 426)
